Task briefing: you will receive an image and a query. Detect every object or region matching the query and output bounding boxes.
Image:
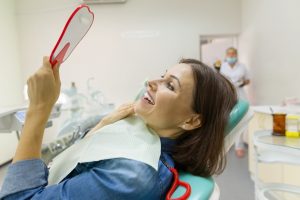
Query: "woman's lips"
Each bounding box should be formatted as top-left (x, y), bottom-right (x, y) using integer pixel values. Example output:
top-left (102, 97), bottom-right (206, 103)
top-left (143, 91), bottom-right (155, 105)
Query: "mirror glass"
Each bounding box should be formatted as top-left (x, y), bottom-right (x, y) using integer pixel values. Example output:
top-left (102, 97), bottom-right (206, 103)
top-left (50, 5), bottom-right (94, 66)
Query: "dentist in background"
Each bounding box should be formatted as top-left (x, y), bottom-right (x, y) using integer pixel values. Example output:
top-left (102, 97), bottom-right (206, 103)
top-left (220, 47), bottom-right (250, 158)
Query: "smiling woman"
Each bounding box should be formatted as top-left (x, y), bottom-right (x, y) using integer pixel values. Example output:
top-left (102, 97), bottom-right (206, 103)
top-left (0, 58), bottom-right (237, 200)
top-left (135, 58), bottom-right (238, 176)
top-left (135, 62), bottom-right (198, 138)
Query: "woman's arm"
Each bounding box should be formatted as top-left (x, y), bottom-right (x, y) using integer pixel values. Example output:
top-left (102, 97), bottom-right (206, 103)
top-left (13, 57), bottom-right (61, 162)
top-left (0, 159), bottom-right (160, 200)
top-left (239, 79), bottom-right (250, 87)
top-left (0, 58), bottom-right (165, 200)
top-left (239, 65), bottom-right (250, 88)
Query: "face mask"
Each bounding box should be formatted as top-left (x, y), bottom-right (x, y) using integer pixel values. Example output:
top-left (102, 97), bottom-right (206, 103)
top-left (226, 57), bottom-right (237, 64)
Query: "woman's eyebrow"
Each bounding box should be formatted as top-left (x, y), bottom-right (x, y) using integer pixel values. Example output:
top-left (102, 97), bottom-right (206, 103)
top-left (170, 75), bottom-right (182, 88)
top-left (165, 70), bottom-right (181, 88)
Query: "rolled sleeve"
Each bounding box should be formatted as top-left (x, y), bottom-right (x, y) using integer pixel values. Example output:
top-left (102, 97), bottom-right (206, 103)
top-left (0, 159), bottom-right (48, 199)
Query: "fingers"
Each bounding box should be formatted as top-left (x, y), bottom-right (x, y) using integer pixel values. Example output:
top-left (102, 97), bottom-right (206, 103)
top-left (43, 56), bottom-right (52, 70)
top-left (53, 63), bottom-right (61, 84)
top-left (101, 102), bottom-right (136, 126)
top-left (117, 102), bottom-right (135, 111)
top-left (41, 56), bottom-right (61, 83)
top-left (117, 103), bottom-right (135, 117)
top-left (124, 103), bottom-right (135, 114)
top-left (43, 56), bottom-right (59, 70)
top-left (119, 106), bottom-right (134, 116)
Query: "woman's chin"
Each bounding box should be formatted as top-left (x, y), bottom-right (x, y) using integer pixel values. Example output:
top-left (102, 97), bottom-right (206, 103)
top-left (134, 99), bottom-right (153, 120)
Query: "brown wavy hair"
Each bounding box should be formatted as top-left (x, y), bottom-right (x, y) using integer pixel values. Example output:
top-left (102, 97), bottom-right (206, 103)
top-left (173, 58), bottom-right (237, 177)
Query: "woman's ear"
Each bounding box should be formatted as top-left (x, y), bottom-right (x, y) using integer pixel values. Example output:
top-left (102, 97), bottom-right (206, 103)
top-left (180, 114), bottom-right (202, 131)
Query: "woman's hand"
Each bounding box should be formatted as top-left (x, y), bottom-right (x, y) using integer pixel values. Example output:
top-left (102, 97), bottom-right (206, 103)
top-left (87, 103), bottom-right (135, 135)
top-left (101, 103), bottom-right (135, 125)
top-left (27, 57), bottom-right (61, 114)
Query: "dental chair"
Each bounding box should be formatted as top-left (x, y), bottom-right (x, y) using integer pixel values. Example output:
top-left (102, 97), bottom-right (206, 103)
top-left (171, 100), bottom-right (252, 200)
top-left (42, 98), bottom-right (252, 200)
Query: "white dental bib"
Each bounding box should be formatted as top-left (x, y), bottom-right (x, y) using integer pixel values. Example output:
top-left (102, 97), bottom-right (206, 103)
top-left (48, 116), bottom-right (161, 185)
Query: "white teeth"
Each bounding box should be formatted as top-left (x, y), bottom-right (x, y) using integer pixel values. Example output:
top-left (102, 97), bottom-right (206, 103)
top-left (144, 92), bottom-right (154, 105)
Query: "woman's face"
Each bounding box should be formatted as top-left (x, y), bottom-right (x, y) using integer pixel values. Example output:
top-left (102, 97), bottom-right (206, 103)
top-left (134, 63), bottom-right (199, 138)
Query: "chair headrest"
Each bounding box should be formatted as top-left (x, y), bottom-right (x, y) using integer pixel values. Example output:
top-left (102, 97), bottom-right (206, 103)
top-left (225, 100), bottom-right (249, 136)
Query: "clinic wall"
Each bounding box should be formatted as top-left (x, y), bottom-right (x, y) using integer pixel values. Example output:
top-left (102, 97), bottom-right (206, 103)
top-left (239, 0), bottom-right (300, 105)
top-left (0, 0), bottom-right (23, 106)
top-left (16, 0), bottom-right (241, 105)
top-left (0, 0), bottom-right (22, 165)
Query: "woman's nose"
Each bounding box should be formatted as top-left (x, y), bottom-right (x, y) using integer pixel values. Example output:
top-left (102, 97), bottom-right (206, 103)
top-left (147, 79), bottom-right (158, 91)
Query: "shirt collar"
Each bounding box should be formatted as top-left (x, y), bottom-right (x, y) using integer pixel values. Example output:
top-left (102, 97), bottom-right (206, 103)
top-left (160, 137), bottom-right (176, 154)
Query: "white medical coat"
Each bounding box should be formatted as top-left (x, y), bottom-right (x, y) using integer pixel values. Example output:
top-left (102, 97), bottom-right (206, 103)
top-left (220, 62), bottom-right (250, 100)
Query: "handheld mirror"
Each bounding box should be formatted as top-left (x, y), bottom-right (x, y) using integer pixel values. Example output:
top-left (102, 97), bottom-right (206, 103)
top-left (49, 5), bottom-right (94, 67)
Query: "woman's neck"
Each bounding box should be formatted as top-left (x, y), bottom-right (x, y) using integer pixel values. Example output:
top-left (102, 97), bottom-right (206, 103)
top-left (150, 126), bottom-right (183, 139)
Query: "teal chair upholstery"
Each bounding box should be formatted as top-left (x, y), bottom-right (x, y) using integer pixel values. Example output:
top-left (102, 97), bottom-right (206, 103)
top-left (172, 100), bottom-right (250, 200)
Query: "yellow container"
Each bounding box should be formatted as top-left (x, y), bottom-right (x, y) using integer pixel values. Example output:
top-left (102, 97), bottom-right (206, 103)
top-left (285, 114), bottom-right (300, 137)
top-left (285, 131), bottom-right (300, 138)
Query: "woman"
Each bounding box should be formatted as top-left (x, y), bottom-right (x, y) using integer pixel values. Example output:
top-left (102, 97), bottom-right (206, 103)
top-left (220, 47), bottom-right (250, 158)
top-left (0, 57), bottom-right (237, 200)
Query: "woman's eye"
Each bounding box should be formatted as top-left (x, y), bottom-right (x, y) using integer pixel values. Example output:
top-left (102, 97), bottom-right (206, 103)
top-left (167, 82), bottom-right (175, 91)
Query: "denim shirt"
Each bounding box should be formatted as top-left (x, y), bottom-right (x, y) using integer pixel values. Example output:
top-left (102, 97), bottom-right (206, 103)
top-left (0, 137), bottom-right (175, 200)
